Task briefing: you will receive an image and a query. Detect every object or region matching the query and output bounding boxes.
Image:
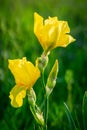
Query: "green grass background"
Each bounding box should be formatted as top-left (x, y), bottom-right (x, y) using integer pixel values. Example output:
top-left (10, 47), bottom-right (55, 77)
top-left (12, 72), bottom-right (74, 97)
top-left (0, 0), bottom-right (87, 130)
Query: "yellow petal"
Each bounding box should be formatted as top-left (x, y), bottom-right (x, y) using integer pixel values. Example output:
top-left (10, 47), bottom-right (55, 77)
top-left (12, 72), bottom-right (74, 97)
top-left (58, 21), bottom-right (70, 34)
top-left (45, 17), bottom-right (58, 25)
top-left (9, 85), bottom-right (26, 108)
top-left (34, 12), bottom-right (43, 38)
top-left (8, 57), bottom-right (40, 89)
top-left (40, 25), bottom-right (57, 50)
top-left (56, 34), bottom-right (76, 47)
top-left (55, 21), bottom-right (76, 47)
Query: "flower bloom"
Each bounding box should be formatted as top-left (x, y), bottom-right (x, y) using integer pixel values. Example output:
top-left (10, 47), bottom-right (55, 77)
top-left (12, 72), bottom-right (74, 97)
top-left (8, 57), bottom-right (40, 108)
top-left (34, 12), bottom-right (75, 53)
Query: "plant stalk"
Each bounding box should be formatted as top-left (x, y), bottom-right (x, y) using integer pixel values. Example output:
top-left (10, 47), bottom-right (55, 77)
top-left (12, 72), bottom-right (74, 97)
top-left (44, 96), bottom-right (49, 130)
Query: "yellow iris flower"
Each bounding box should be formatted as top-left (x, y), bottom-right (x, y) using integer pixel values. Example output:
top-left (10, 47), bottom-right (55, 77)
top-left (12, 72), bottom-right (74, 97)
top-left (34, 12), bottom-right (75, 53)
top-left (8, 57), bottom-right (40, 108)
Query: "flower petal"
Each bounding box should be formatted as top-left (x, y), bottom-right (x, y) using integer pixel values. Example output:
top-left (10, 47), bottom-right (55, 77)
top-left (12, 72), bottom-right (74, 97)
top-left (34, 12), bottom-right (43, 38)
top-left (45, 17), bottom-right (58, 25)
top-left (56, 21), bottom-right (76, 47)
top-left (9, 85), bottom-right (26, 108)
top-left (58, 21), bottom-right (70, 34)
top-left (56, 34), bottom-right (75, 47)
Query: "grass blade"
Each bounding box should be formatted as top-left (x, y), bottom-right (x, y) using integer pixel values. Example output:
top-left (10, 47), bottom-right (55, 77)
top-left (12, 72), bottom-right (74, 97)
top-left (64, 102), bottom-right (77, 130)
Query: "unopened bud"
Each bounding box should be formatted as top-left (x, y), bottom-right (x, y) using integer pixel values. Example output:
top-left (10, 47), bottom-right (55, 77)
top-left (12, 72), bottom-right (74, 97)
top-left (36, 110), bottom-right (44, 126)
top-left (27, 88), bottom-right (44, 126)
top-left (46, 60), bottom-right (58, 96)
top-left (30, 105), bottom-right (44, 126)
top-left (36, 52), bottom-right (49, 73)
top-left (27, 88), bottom-right (36, 106)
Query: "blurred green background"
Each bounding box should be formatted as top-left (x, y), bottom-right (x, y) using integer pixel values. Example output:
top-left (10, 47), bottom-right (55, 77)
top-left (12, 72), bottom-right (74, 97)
top-left (0, 0), bottom-right (87, 130)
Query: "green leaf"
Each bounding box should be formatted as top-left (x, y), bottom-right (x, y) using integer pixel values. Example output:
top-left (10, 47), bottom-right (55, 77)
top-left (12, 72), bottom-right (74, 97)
top-left (82, 91), bottom-right (87, 130)
top-left (64, 102), bottom-right (77, 130)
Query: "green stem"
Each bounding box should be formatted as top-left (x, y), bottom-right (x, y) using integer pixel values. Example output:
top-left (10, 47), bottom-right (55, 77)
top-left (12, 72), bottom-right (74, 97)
top-left (42, 71), bottom-right (45, 88)
top-left (40, 71), bottom-right (46, 110)
top-left (44, 96), bottom-right (49, 130)
top-left (42, 71), bottom-right (49, 130)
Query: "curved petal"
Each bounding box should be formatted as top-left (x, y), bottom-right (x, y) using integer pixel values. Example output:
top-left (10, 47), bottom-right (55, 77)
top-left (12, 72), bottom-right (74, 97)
top-left (56, 34), bottom-right (75, 47)
top-left (9, 85), bottom-right (26, 108)
top-left (56, 21), bottom-right (76, 47)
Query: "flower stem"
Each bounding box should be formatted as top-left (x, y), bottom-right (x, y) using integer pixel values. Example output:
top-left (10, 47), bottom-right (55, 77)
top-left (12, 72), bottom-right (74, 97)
top-left (44, 96), bottom-right (49, 130)
top-left (42, 71), bottom-right (49, 130)
top-left (42, 71), bottom-right (45, 88)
